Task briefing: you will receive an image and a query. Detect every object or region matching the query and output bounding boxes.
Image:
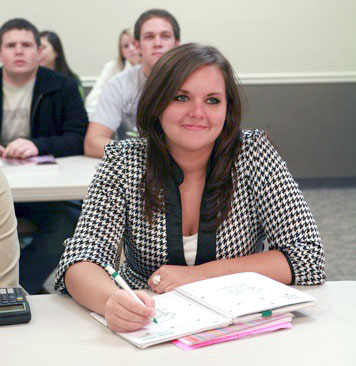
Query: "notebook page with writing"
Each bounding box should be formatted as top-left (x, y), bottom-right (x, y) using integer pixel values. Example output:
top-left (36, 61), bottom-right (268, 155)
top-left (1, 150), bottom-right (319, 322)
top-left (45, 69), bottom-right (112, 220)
top-left (175, 272), bottom-right (316, 321)
top-left (91, 291), bottom-right (230, 348)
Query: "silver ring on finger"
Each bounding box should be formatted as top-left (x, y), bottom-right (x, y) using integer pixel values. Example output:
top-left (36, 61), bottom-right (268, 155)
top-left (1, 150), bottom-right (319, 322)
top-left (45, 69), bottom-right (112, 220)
top-left (152, 274), bottom-right (161, 286)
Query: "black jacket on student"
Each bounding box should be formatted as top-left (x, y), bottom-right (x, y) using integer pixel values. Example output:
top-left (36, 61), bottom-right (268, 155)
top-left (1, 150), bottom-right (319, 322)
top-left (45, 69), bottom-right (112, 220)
top-left (0, 66), bottom-right (88, 157)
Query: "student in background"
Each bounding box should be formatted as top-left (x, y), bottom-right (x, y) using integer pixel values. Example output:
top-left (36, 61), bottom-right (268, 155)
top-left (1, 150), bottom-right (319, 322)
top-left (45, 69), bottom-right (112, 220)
top-left (56, 44), bottom-right (325, 333)
top-left (39, 30), bottom-right (84, 98)
top-left (0, 169), bottom-right (20, 288)
top-left (85, 28), bottom-right (141, 118)
top-left (84, 9), bottom-right (180, 158)
top-left (0, 18), bottom-right (88, 294)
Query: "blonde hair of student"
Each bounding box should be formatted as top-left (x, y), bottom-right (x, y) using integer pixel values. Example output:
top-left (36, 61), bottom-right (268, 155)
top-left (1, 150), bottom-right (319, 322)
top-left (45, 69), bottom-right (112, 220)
top-left (117, 28), bottom-right (138, 71)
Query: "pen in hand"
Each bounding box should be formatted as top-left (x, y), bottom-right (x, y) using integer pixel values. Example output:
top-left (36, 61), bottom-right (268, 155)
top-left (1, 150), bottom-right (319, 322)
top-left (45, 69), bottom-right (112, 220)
top-left (104, 264), bottom-right (157, 323)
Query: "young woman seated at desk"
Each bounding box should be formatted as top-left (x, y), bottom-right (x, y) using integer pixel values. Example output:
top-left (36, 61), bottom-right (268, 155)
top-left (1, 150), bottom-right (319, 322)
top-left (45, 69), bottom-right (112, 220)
top-left (55, 43), bottom-right (325, 333)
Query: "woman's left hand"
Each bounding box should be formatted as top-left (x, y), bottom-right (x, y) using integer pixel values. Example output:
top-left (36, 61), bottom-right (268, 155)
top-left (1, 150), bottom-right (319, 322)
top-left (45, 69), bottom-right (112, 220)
top-left (148, 265), bottom-right (206, 293)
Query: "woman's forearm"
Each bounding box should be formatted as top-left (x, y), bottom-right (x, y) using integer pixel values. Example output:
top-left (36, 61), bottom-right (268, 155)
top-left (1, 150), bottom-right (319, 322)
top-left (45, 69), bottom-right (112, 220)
top-left (198, 250), bottom-right (292, 284)
top-left (65, 261), bottom-right (118, 315)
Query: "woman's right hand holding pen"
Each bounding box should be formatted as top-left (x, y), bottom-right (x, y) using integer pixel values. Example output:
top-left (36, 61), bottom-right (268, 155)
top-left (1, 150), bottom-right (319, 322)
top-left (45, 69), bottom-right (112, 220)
top-left (65, 262), bottom-right (155, 333)
top-left (104, 289), bottom-right (155, 332)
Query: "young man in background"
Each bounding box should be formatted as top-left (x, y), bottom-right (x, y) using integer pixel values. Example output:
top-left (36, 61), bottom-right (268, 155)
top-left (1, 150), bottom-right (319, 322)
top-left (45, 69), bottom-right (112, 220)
top-left (0, 18), bottom-right (88, 294)
top-left (84, 9), bottom-right (180, 158)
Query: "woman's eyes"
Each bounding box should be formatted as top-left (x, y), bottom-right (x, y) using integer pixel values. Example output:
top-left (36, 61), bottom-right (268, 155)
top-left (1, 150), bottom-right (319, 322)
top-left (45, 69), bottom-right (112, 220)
top-left (174, 95), bottom-right (220, 104)
top-left (174, 95), bottom-right (188, 102)
top-left (206, 97), bottom-right (219, 104)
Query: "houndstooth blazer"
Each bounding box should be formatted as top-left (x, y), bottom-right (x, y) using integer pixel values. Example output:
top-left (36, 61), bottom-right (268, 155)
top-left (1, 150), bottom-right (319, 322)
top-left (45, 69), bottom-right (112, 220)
top-left (55, 130), bottom-right (325, 292)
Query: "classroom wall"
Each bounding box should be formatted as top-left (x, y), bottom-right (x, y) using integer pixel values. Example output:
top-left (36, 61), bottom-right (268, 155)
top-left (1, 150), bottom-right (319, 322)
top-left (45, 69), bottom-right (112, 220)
top-left (1, 0), bottom-right (355, 83)
top-left (1, 0), bottom-right (356, 178)
top-left (242, 82), bottom-right (356, 178)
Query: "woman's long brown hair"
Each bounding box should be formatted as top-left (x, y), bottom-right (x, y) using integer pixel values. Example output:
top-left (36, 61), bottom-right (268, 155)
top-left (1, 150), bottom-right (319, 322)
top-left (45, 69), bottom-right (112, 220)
top-left (137, 43), bottom-right (243, 230)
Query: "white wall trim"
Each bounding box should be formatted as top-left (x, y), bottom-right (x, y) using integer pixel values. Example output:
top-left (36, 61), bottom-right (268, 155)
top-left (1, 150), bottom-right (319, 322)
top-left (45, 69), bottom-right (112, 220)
top-left (81, 72), bottom-right (356, 88)
top-left (81, 77), bottom-right (98, 88)
top-left (238, 72), bottom-right (356, 85)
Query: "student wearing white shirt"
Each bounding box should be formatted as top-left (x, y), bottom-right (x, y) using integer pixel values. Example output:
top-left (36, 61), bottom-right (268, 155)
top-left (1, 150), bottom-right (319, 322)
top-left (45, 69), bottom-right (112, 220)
top-left (84, 9), bottom-right (180, 158)
top-left (85, 28), bottom-right (141, 118)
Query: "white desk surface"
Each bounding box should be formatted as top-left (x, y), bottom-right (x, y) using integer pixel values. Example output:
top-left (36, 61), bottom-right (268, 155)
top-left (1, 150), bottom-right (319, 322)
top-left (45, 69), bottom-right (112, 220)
top-left (1, 281), bottom-right (355, 366)
top-left (5, 155), bottom-right (101, 202)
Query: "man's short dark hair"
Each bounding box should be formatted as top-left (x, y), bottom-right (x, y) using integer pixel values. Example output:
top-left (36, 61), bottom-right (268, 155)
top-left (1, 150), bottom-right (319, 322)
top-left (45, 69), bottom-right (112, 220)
top-left (0, 18), bottom-right (41, 48)
top-left (134, 9), bottom-right (180, 41)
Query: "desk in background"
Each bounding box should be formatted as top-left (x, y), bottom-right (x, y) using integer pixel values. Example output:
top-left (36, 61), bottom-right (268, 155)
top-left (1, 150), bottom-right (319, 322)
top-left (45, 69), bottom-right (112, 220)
top-left (4, 155), bottom-right (100, 202)
top-left (1, 281), bottom-right (355, 366)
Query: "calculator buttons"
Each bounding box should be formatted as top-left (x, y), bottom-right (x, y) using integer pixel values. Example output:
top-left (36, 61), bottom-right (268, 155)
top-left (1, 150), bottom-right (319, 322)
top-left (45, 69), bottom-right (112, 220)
top-left (0, 287), bottom-right (31, 325)
top-left (0, 288), bottom-right (25, 304)
top-left (9, 295), bottom-right (16, 303)
top-left (1, 295), bottom-right (9, 303)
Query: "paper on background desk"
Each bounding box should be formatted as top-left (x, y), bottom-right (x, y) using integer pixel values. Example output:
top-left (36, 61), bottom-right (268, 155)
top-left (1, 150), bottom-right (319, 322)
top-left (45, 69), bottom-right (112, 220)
top-left (91, 291), bottom-right (230, 348)
top-left (0, 155), bottom-right (59, 173)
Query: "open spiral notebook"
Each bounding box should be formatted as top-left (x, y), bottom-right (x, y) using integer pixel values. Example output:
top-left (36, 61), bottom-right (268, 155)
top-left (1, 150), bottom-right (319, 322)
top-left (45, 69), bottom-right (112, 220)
top-left (91, 272), bottom-right (316, 349)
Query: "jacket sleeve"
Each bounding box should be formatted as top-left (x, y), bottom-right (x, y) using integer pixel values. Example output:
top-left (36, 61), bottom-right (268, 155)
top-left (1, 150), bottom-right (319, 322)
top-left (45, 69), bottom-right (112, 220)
top-left (0, 170), bottom-right (20, 287)
top-left (246, 130), bottom-right (325, 285)
top-left (54, 142), bottom-right (126, 293)
top-left (31, 78), bottom-right (88, 157)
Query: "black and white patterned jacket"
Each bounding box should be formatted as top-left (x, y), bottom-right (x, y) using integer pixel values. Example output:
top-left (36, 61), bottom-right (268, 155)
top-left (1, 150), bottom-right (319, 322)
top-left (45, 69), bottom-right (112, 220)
top-left (55, 130), bottom-right (325, 292)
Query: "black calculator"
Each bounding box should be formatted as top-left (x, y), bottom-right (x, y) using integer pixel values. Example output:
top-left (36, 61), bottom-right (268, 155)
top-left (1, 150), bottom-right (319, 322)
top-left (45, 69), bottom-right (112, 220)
top-left (0, 287), bottom-right (31, 325)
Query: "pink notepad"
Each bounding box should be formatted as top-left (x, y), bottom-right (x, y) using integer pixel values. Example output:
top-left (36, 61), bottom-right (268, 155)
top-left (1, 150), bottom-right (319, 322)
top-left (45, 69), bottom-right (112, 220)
top-left (172, 322), bottom-right (292, 351)
top-left (172, 313), bottom-right (293, 350)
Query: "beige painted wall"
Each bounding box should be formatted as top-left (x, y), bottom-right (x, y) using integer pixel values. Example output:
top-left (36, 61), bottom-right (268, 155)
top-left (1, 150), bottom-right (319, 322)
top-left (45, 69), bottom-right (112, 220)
top-left (1, 0), bottom-right (355, 81)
